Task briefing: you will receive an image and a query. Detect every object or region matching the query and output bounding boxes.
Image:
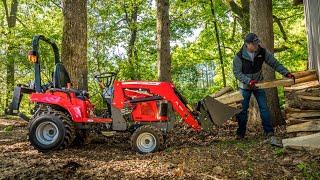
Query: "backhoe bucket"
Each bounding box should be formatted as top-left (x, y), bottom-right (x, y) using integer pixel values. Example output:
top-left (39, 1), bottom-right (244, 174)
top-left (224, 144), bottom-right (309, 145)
top-left (197, 96), bottom-right (241, 130)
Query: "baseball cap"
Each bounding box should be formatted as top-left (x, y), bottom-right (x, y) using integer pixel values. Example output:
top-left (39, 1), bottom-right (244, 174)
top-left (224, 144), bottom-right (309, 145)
top-left (245, 33), bottom-right (261, 44)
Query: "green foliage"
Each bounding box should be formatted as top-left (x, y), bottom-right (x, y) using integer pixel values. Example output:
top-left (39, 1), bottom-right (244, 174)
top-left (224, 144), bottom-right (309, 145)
top-left (0, 0), bottom-right (308, 113)
top-left (4, 125), bottom-right (13, 132)
top-left (274, 147), bottom-right (285, 156)
top-left (297, 162), bottom-right (320, 179)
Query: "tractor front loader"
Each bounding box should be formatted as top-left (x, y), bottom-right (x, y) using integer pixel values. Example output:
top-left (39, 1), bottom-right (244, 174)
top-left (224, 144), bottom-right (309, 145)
top-left (6, 35), bottom-right (240, 154)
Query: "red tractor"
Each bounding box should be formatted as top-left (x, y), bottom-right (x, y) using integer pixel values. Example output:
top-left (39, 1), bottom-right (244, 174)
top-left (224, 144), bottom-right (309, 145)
top-left (6, 35), bottom-right (239, 153)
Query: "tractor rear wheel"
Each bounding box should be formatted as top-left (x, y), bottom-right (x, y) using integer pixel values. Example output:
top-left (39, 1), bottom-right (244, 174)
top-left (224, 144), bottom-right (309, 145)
top-left (130, 125), bottom-right (163, 154)
top-left (28, 109), bottom-right (75, 152)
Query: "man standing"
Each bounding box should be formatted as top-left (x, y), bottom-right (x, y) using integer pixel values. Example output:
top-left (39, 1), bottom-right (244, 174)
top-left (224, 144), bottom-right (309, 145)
top-left (232, 33), bottom-right (295, 139)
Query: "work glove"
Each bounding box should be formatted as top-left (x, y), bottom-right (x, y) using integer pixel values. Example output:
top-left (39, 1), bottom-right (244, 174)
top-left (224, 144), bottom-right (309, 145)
top-left (249, 80), bottom-right (258, 89)
top-left (286, 73), bottom-right (295, 83)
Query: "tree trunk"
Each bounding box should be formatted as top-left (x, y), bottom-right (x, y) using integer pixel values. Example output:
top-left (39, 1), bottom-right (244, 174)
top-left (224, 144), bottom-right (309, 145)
top-left (124, 2), bottom-right (139, 80)
top-left (209, 0), bottom-right (226, 87)
top-left (156, 0), bottom-right (171, 82)
top-left (61, 0), bottom-right (88, 90)
top-left (304, 0), bottom-right (320, 81)
top-left (2, 0), bottom-right (18, 107)
top-left (250, 0), bottom-right (285, 126)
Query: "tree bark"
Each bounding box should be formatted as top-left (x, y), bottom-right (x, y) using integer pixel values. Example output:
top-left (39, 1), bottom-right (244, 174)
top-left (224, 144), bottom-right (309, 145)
top-left (250, 0), bottom-right (285, 126)
top-left (2, 0), bottom-right (18, 107)
top-left (61, 0), bottom-right (88, 90)
top-left (156, 0), bottom-right (171, 82)
top-left (124, 1), bottom-right (139, 80)
top-left (304, 0), bottom-right (320, 81)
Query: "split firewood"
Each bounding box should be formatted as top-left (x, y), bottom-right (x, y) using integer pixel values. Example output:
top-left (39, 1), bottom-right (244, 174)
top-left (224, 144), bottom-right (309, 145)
top-left (215, 91), bottom-right (243, 104)
top-left (287, 121), bottom-right (320, 133)
top-left (255, 78), bottom-right (294, 89)
top-left (284, 80), bottom-right (320, 91)
top-left (292, 69), bottom-right (316, 79)
top-left (286, 111), bottom-right (320, 119)
top-left (285, 87), bottom-right (320, 110)
top-left (284, 107), bottom-right (319, 113)
top-left (294, 73), bottom-right (318, 84)
top-left (285, 118), bottom-right (309, 125)
top-left (211, 86), bottom-right (233, 98)
top-left (298, 95), bottom-right (320, 101)
top-left (227, 102), bottom-right (242, 109)
top-left (282, 132), bottom-right (320, 150)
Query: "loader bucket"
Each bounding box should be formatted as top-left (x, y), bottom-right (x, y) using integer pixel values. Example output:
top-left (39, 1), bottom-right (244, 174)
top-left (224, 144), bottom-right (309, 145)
top-left (197, 96), bottom-right (241, 130)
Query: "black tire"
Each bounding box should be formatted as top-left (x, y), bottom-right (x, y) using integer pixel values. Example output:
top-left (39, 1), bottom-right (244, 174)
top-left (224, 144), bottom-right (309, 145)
top-left (130, 125), bottom-right (163, 154)
top-left (28, 109), bottom-right (75, 152)
top-left (73, 129), bottom-right (89, 146)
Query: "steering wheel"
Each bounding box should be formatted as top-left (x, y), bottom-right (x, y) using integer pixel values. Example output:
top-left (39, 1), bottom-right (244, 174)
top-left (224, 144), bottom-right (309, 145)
top-left (94, 72), bottom-right (117, 89)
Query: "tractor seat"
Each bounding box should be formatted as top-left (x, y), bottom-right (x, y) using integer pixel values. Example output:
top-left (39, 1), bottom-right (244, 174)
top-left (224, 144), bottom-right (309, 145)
top-left (53, 63), bottom-right (71, 89)
top-left (53, 63), bottom-right (89, 99)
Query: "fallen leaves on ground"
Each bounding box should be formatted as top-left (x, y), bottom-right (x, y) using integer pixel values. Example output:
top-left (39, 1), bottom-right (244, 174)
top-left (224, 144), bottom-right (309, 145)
top-left (0, 118), bottom-right (319, 179)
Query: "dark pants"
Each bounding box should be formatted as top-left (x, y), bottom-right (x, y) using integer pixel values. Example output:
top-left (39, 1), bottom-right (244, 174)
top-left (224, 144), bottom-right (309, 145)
top-left (236, 88), bottom-right (274, 137)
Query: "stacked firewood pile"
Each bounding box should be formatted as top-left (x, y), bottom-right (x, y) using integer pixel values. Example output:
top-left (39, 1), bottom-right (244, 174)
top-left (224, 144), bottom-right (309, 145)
top-left (212, 69), bottom-right (320, 149)
top-left (282, 69), bottom-right (320, 150)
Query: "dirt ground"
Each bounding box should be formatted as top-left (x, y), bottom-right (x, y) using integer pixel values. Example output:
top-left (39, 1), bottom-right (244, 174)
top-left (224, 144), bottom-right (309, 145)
top-left (0, 118), bottom-right (319, 180)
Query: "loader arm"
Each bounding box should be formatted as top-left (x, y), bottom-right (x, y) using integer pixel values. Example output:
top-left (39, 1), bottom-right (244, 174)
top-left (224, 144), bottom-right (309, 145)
top-left (113, 81), bottom-right (202, 130)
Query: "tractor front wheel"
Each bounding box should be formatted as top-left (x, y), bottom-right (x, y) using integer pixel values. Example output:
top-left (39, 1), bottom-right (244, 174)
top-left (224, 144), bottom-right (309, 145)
top-left (28, 109), bottom-right (75, 152)
top-left (130, 125), bottom-right (163, 154)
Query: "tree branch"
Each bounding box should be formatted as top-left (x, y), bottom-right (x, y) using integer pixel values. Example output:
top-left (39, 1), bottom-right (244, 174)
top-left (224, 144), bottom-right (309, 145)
top-left (274, 45), bottom-right (290, 53)
top-left (226, 0), bottom-right (243, 18)
top-left (50, 0), bottom-right (62, 9)
top-left (240, 0), bottom-right (249, 12)
top-left (231, 16), bottom-right (236, 41)
top-left (293, 0), bottom-right (303, 6)
top-left (273, 15), bottom-right (287, 41)
top-left (16, 16), bottom-right (27, 29)
top-left (122, 1), bottom-right (130, 25)
top-left (2, 0), bottom-right (9, 23)
top-left (278, 12), bottom-right (304, 20)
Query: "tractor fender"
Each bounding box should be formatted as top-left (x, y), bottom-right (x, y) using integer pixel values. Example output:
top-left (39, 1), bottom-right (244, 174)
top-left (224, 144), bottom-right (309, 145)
top-left (29, 92), bottom-right (89, 122)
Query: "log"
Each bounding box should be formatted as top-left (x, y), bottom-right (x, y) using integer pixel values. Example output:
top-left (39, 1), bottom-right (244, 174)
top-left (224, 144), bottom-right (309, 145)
top-left (286, 117), bottom-right (320, 121)
top-left (285, 117), bottom-right (320, 126)
top-left (251, 74), bottom-right (316, 89)
top-left (292, 69), bottom-right (316, 79)
top-left (286, 111), bottom-right (320, 119)
top-left (284, 107), bottom-right (319, 113)
top-left (255, 78), bottom-right (294, 89)
top-left (285, 87), bottom-right (320, 110)
top-left (282, 132), bottom-right (320, 150)
top-left (298, 95), bottom-right (320, 101)
top-left (287, 121), bottom-right (320, 133)
top-left (284, 80), bottom-right (320, 91)
top-left (215, 91), bottom-right (243, 104)
top-left (227, 102), bottom-right (242, 109)
top-left (286, 118), bottom-right (309, 125)
top-left (294, 73), bottom-right (318, 84)
top-left (211, 86), bottom-right (233, 98)
top-left (296, 132), bottom-right (317, 137)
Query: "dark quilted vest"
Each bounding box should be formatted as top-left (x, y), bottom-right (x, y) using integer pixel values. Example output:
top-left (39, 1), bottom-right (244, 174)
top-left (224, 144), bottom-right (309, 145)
top-left (237, 47), bottom-right (266, 74)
